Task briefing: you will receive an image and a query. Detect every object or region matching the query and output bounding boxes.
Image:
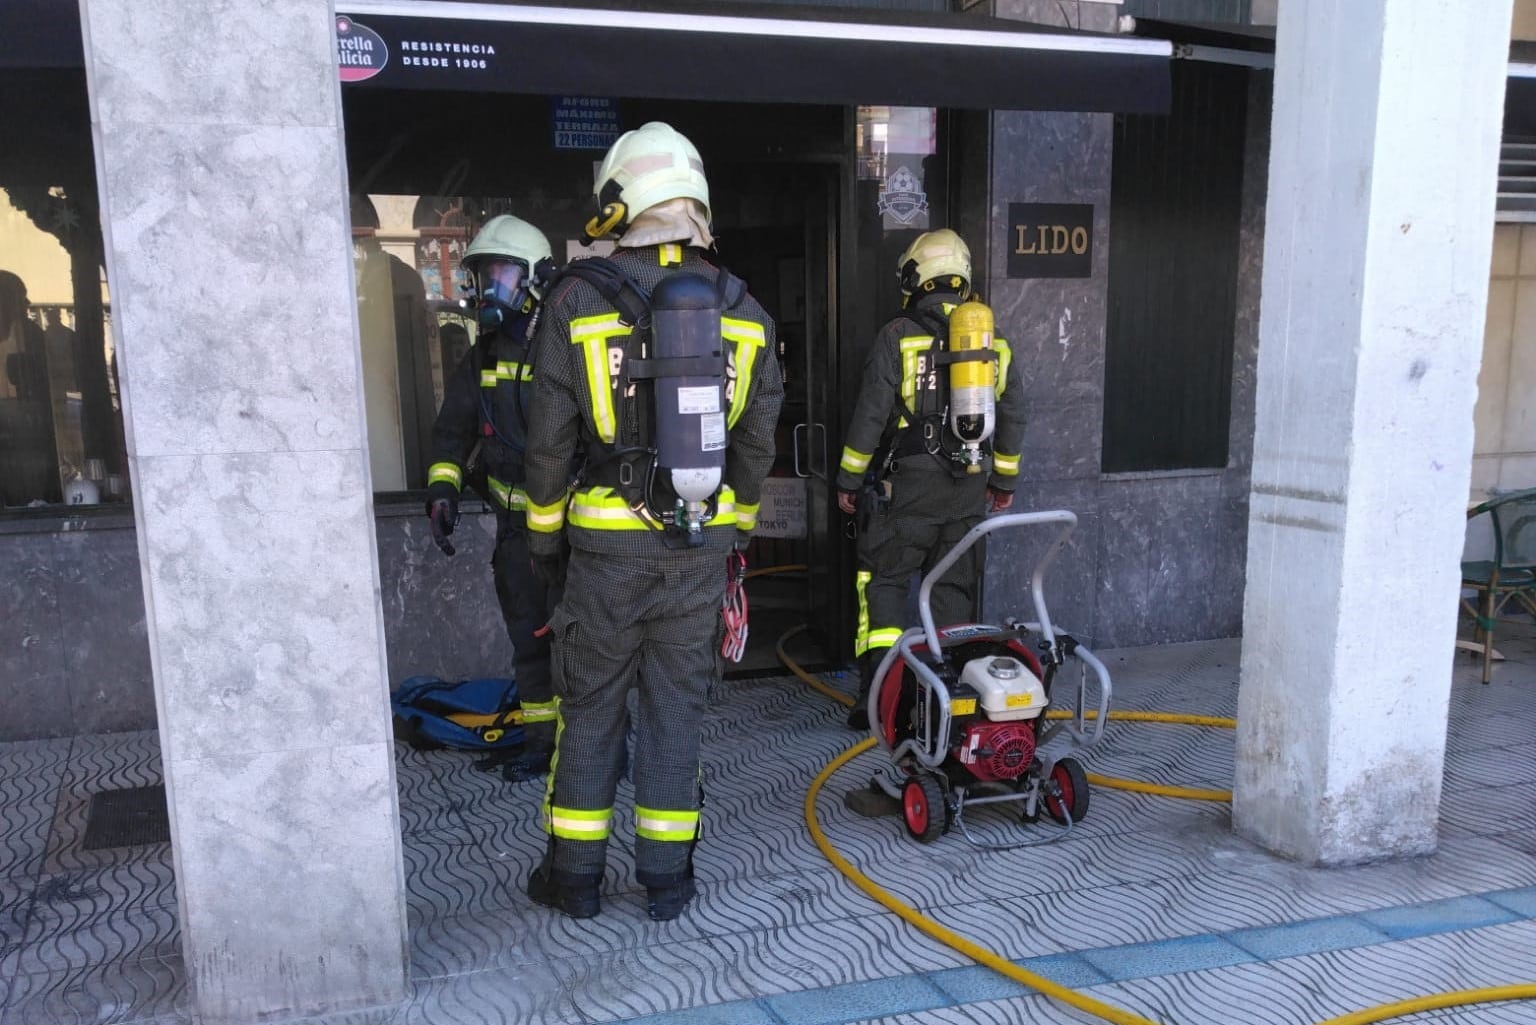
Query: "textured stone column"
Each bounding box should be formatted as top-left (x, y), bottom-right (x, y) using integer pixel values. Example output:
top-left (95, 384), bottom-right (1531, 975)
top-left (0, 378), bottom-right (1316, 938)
top-left (1235, 0), bottom-right (1512, 864)
top-left (79, 1), bottom-right (408, 1019)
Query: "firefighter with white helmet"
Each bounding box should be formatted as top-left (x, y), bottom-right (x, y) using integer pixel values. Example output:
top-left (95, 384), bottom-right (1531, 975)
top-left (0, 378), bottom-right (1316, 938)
top-left (836, 228), bottom-right (1028, 730)
top-left (521, 122), bottom-right (783, 920)
top-left (424, 213), bottom-right (562, 779)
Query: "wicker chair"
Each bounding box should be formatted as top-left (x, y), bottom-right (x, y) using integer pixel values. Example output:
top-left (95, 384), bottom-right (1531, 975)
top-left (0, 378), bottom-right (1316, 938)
top-left (1462, 487), bottom-right (1536, 683)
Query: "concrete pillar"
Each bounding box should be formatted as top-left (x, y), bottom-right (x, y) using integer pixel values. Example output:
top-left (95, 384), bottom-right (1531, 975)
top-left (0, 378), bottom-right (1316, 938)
top-left (1235, 0), bottom-right (1512, 863)
top-left (79, 1), bottom-right (408, 1019)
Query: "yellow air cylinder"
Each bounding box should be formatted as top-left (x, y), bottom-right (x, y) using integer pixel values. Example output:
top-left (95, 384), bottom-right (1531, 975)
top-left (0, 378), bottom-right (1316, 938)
top-left (947, 300), bottom-right (997, 472)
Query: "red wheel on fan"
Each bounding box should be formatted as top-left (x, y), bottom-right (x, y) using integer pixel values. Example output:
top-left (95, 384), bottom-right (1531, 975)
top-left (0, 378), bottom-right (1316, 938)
top-left (1044, 757), bottom-right (1090, 825)
top-left (902, 774), bottom-right (948, 844)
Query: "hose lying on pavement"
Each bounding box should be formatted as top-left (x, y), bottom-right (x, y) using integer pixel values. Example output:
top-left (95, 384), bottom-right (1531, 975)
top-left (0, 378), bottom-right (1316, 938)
top-left (776, 623), bottom-right (1536, 1025)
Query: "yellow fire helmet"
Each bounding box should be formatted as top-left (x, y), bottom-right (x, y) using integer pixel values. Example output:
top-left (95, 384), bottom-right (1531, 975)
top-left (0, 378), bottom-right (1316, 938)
top-left (587, 121), bottom-right (711, 239)
top-left (462, 214), bottom-right (555, 299)
top-left (898, 228), bottom-right (972, 298)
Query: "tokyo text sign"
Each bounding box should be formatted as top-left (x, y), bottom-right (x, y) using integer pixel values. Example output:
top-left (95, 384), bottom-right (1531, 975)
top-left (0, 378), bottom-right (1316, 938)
top-left (1007, 203), bottom-right (1093, 279)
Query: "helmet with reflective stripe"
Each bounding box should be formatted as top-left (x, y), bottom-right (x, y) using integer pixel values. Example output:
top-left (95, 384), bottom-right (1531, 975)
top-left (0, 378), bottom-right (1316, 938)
top-left (589, 121), bottom-right (710, 237)
top-left (463, 214), bottom-right (556, 299)
top-left (898, 228), bottom-right (972, 298)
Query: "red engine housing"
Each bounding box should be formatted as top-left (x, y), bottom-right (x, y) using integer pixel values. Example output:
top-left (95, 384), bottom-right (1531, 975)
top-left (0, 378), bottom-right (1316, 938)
top-left (954, 721), bottom-right (1037, 782)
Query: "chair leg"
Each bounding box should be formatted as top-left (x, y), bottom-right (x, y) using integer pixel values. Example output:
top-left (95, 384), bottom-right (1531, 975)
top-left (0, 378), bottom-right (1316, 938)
top-left (1481, 588), bottom-right (1496, 684)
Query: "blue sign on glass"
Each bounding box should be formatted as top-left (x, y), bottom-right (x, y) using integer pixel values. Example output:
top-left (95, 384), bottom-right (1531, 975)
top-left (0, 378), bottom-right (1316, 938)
top-left (551, 96), bottom-right (621, 150)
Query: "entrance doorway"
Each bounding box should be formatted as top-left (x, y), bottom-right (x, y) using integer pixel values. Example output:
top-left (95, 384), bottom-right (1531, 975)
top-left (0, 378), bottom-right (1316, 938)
top-left (340, 91), bottom-right (874, 678)
top-left (711, 162), bottom-right (841, 675)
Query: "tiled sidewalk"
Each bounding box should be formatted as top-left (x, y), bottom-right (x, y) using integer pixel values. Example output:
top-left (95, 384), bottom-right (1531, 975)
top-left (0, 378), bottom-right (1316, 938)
top-left (2, 623), bottom-right (1534, 1025)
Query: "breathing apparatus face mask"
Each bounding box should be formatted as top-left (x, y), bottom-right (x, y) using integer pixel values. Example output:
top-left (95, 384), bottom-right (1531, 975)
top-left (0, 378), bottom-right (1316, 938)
top-left (473, 259), bottom-right (531, 331)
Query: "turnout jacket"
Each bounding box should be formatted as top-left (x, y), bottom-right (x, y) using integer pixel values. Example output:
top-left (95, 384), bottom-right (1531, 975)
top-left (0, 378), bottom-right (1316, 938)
top-left (836, 293), bottom-right (1027, 494)
top-left (523, 244), bottom-right (784, 557)
top-left (427, 313), bottom-right (539, 522)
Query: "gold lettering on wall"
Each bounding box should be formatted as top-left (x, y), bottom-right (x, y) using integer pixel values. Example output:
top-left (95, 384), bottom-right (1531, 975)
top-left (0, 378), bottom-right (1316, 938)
top-left (1013, 224), bottom-right (1090, 256)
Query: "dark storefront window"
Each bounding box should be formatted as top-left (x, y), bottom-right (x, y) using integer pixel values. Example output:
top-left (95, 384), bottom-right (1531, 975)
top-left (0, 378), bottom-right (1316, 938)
top-left (350, 191), bottom-right (583, 492)
top-left (1102, 62), bottom-right (1249, 473)
top-left (0, 69), bottom-right (128, 512)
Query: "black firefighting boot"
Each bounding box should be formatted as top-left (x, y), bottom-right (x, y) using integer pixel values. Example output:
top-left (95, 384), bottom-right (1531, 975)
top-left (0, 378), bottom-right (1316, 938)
top-left (500, 723), bottom-right (556, 783)
top-left (501, 743), bottom-right (554, 782)
top-left (645, 876), bottom-right (696, 922)
top-left (526, 841), bottom-right (601, 919)
top-left (640, 851), bottom-right (697, 922)
top-left (639, 826), bottom-right (699, 922)
top-left (845, 653), bottom-right (879, 732)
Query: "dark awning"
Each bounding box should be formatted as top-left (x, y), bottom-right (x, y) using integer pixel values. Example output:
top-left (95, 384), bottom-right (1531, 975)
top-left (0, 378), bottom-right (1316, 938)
top-left (332, 0), bottom-right (1172, 113)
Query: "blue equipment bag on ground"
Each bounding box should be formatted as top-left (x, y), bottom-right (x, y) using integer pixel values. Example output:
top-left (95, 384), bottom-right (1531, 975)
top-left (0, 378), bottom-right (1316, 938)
top-left (390, 676), bottom-right (525, 751)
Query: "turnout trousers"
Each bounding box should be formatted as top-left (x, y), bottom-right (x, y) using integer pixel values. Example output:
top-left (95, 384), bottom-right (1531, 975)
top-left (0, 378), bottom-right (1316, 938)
top-left (491, 514), bottom-right (559, 741)
top-left (542, 544), bottom-right (725, 886)
top-left (856, 464), bottom-right (989, 694)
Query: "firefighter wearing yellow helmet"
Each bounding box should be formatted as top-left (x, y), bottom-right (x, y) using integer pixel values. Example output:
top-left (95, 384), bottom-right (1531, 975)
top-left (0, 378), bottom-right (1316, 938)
top-left (521, 122), bottom-right (783, 921)
top-left (836, 228), bottom-right (1028, 731)
top-left (423, 213), bottom-right (561, 779)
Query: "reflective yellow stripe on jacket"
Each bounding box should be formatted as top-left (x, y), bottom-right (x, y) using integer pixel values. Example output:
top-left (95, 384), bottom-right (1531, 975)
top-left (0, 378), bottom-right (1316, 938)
top-left (568, 486), bottom-right (738, 531)
top-left (428, 462), bottom-right (462, 489)
top-left (485, 475), bottom-right (529, 512)
top-left (992, 452), bottom-right (1021, 477)
top-left (897, 336), bottom-right (932, 429)
top-left (736, 501), bottom-right (759, 533)
top-left (721, 316), bottom-right (766, 427)
top-left (840, 448), bottom-right (872, 477)
top-left (994, 338), bottom-right (1012, 399)
top-left (570, 314), bottom-right (629, 444)
top-left (526, 494), bottom-right (567, 534)
top-left (481, 360), bottom-right (534, 388)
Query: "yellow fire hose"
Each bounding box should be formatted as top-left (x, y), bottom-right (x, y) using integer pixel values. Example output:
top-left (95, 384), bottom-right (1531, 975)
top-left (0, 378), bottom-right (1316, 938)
top-left (774, 623), bottom-right (1536, 1025)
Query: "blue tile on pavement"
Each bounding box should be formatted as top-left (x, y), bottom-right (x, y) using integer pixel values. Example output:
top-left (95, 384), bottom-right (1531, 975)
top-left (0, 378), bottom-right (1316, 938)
top-left (1359, 896), bottom-right (1519, 940)
top-left (927, 965), bottom-right (1034, 1004)
top-left (612, 998), bottom-right (781, 1025)
top-left (762, 975), bottom-right (950, 1025)
top-left (1485, 886), bottom-right (1536, 919)
top-left (1226, 916), bottom-right (1391, 960)
top-left (1080, 934), bottom-right (1255, 982)
top-left (1017, 953), bottom-right (1112, 989)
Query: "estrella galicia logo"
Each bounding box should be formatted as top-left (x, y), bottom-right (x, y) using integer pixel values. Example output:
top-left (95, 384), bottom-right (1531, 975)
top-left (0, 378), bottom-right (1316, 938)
top-left (877, 165), bottom-right (929, 226)
top-left (336, 17), bottom-right (388, 83)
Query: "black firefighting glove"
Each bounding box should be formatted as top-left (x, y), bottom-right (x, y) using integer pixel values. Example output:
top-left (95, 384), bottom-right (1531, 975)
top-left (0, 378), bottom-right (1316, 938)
top-left (733, 530), bottom-right (752, 553)
top-left (426, 482), bottom-right (459, 557)
top-left (530, 545), bottom-right (568, 592)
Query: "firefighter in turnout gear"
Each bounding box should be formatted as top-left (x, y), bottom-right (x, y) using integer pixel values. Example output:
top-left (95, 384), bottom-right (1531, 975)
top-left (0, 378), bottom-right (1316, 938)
top-left (836, 229), bottom-right (1027, 731)
top-left (424, 214), bottom-right (562, 780)
top-left (521, 122), bottom-right (783, 921)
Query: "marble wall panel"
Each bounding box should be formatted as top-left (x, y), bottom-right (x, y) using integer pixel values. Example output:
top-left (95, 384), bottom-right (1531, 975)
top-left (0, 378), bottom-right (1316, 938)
top-left (52, 528), bottom-right (155, 735)
top-left (375, 507), bottom-right (511, 686)
top-left (1095, 473), bottom-right (1228, 647)
top-left (93, 120), bottom-right (361, 460)
top-left (83, 0), bottom-right (409, 1011)
top-left (1230, 73), bottom-right (1272, 476)
top-left (1016, 399), bottom-right (1104, 484)
top-left (134, 449), bottom-right (392, 765)
top-left (80, 0), bottom-right (337, 129)
top-left (986, 111), bottom-right (1114, 414)
top-left (169, 741), bottom-right (407, 1021)
top-left (984, 478), bottom-right (1101, 643)
top-left (0, 533), bottom-right (69, 740)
